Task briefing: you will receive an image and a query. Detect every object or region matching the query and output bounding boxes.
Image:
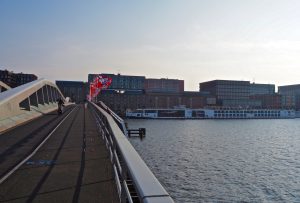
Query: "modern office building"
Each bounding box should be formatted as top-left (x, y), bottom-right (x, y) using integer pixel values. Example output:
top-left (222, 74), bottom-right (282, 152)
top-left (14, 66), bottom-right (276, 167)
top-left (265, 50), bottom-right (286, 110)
top-left (0, 70), bottom-right (37, 88)
top-left (278, 84), bottom-right (300, 109)
top-left (199, 80), bottom-right (279, 108)
top-left (56, 81), bottom-right (87, 103)
top-left (199, 80), bottom-right (251, 107)
top-left (250, 83), bottom-right (275, 95)
top-left (88, 73), bottom-right (145, 91)
top-left (278, 84), bottom-right (300, 95)
top-left (144, 78), bottom-right (184, 93)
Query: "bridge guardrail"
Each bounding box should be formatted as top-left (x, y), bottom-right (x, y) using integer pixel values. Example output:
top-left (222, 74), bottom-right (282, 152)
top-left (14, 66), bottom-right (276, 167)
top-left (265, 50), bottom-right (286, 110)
top-left (98, 101), bottom-right (128, 137)
top-left (90, 101), bottom-right (174, 203)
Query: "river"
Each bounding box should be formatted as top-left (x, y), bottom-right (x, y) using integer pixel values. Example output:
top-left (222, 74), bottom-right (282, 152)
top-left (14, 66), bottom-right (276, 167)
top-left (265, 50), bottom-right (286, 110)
top-left (126, 119), bottom-right (300, 202)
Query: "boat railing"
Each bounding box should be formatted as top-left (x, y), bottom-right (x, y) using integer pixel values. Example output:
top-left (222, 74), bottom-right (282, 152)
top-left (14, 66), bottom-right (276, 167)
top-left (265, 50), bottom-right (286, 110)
top-left (89, 101), bottom-right (174, 203)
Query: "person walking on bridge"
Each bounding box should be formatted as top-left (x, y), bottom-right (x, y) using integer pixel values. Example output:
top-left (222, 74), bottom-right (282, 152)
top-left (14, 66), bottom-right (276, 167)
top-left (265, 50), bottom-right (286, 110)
top-left (57, 98), bottom-right (64, 114)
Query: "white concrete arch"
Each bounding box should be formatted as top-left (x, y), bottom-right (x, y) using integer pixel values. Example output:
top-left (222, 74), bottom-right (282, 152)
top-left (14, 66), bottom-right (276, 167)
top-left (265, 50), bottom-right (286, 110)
top-left (0, 79), bottom-right (66, 133)
top-left (0, 81), bottom-right (11, 93)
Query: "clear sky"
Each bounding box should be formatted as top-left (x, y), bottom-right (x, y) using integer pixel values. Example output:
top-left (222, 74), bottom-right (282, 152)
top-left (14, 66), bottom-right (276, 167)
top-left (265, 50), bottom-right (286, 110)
top-left (1, 0), bottom-right (300, 90)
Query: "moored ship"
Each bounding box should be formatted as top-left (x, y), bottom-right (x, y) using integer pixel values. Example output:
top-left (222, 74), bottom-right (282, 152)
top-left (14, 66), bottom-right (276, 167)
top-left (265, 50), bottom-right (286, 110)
top-left (126, 108), bottom-right (296, 119)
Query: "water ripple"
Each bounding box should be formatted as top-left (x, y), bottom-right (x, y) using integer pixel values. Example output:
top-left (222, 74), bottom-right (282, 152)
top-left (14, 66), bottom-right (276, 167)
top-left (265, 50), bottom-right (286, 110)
top-left (128, 119), bottom-right (300, 203)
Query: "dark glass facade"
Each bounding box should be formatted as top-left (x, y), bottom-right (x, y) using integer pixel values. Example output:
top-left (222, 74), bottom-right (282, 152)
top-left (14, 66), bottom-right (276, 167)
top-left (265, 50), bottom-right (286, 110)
top-left (56, 81), bottom-right (87, 103)
top-left (278, 84), bottom-right (300, 109)
top-left (250, 83), bottom-right (275, 95)
top-left (0, 70), bottom-right (37, 88)
top-left (278, 84), bottom-right (300, 95)
top-left (199, 80), bottom-right (250, 107)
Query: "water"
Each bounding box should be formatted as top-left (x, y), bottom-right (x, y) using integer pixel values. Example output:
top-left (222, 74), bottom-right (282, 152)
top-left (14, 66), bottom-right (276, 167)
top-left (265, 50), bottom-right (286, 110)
top-left (127, 119), bottom-right (300, 203)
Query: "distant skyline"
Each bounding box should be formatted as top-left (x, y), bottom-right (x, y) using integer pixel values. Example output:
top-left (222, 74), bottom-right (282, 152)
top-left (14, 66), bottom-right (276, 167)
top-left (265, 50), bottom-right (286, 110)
top-left (1, 0), bottom-right (300, 90)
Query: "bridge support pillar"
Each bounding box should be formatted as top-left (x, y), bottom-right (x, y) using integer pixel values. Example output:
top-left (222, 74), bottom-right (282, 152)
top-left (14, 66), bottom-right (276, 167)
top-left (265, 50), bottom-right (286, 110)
top-left (52, 88), bottom-right (56, 101)
top-left (29, 92), bottom-right (39, 107)
top-left (19, 97), bottom-right (30, 111)
top-left (54, 89), bottom-right (59, 101)
top-left (37, 88), bottom-right (45, 105)
top-left (49, 86), bottom-right (54, 103)
top-left (43, 86), bottom-right (50, 104)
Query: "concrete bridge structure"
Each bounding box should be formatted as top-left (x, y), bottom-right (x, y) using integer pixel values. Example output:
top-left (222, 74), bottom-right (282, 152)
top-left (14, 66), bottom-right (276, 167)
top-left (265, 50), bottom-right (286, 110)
top-left (0, 82), bottom-right (11, 93)
top-left (0, 80), bottom-right (174, 203)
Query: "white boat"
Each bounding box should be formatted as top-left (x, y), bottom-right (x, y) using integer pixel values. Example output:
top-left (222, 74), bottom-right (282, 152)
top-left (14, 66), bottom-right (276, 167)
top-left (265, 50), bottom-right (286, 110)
top-left (126, 108), bottom-right (296, 119)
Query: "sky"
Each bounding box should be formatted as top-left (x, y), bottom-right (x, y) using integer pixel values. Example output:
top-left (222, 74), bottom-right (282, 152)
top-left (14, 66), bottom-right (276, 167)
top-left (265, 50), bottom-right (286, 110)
top-left (1, 0), bottom-right (300, 91)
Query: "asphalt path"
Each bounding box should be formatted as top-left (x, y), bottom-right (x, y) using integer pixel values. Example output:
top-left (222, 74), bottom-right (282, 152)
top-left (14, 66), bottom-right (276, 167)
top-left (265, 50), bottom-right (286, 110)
top-left (0, 105), bottom-right (75, 179)
top-left (0, 104), bottom-right (118, 202)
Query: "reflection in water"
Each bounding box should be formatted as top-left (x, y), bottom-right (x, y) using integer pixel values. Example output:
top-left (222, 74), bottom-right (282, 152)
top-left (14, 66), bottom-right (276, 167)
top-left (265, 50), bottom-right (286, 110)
top-left (127, 119), bottom-right (300, 202)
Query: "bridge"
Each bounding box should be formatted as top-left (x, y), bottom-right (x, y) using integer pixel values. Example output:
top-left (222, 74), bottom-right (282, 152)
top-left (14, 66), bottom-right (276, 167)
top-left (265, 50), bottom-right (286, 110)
top-left (0, 79), bottom-right (174, 203)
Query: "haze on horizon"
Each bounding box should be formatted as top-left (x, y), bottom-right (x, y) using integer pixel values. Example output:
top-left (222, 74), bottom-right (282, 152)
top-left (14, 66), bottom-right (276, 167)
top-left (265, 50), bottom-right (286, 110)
top-left (1, 0), bottom-right (300, 91)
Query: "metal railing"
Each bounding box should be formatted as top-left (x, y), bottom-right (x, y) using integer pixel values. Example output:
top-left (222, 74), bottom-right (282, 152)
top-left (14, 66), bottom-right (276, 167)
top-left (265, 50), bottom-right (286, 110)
top-left (90, 102), bottom-right (174, 203)
top-left (98, 101), bottom-right (128, 137)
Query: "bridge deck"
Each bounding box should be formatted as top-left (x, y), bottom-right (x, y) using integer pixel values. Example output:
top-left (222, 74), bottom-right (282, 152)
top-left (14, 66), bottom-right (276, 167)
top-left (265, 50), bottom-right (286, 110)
top-left (0, 104), bottom-right (118, 202)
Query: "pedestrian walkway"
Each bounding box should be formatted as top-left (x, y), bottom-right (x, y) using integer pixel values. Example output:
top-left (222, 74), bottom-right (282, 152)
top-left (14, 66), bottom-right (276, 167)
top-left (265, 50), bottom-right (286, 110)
top-left (0, 104), bottom-right (118, 202)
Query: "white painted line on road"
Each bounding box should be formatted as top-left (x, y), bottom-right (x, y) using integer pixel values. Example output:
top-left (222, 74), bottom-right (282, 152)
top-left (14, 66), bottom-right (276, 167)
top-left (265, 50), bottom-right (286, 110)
top-left (0, 105), bottom-right (79, 185)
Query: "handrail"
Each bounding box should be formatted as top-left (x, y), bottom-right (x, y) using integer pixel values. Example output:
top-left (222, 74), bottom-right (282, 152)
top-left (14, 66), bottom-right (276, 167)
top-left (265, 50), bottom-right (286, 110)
top-left (98, 101), bottom-right (128, 137)
top-left (89, 102), bottom-right (174, 203)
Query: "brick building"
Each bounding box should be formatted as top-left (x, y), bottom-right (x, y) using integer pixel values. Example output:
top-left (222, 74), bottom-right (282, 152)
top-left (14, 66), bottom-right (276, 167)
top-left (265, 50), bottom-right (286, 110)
top-left (144, 78), bottom-right (184, 93)
top-left (250, 94), bottom-right (281, 109)
top-left (97, 90), bottom-right (207, 116)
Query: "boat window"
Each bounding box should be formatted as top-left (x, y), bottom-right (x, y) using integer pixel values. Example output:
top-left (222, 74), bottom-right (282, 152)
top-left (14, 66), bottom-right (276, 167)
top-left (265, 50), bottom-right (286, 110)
top-left (145, 110), bottom-right (157, 113)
